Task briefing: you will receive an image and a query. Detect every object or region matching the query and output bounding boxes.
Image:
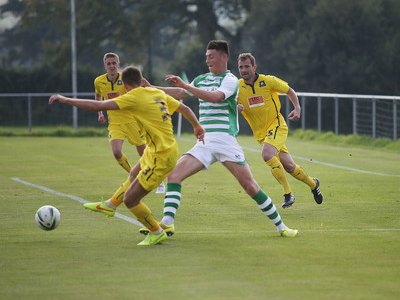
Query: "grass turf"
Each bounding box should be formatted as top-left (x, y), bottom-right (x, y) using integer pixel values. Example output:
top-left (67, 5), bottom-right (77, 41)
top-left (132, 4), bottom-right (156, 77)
top-left (0, 135), bottom-right (399, 300)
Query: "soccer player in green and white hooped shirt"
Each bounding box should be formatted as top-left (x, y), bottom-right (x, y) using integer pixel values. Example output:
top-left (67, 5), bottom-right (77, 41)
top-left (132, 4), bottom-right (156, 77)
top-left (143, 40), bottom-right (298, 238)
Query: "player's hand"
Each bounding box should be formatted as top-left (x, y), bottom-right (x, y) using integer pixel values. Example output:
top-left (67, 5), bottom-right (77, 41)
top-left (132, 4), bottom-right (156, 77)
top-left (98, 112), bottom-right (106, 125)
top-left (237, 104), bottom-right (244, 112)
top-left (165, 74), bottom-right (186, 88)
top-left (48, 94), bottom-right (64, 105)
top-left (288, 108), bottom-right (301, 121)
top-left (194, 125), bottom-right (205, 144)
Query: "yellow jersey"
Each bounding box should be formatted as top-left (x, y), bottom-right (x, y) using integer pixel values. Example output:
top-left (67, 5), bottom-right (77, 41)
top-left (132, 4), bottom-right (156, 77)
top-left (94, 72), bottom-right (136, 124)
top-left (114, 87), bottom-right (180, 154)
top-left (237, 74), bottom-right (290, 142)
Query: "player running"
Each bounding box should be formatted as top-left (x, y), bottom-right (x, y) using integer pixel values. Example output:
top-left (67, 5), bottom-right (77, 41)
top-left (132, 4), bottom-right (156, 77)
top-left (237, 52), bottom-right (323, 208)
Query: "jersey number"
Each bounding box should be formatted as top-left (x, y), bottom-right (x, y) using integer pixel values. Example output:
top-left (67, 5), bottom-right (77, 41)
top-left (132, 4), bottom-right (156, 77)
top-left (155, 99), bottom-right (170, 121)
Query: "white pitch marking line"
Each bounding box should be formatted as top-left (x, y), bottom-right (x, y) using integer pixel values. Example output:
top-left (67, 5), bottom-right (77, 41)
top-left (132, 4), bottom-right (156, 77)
top-left (11, 177), bottom-right (400, 233)
top-left (293, 155), bottom-right (400, 177)
top-left (239, 146), bottom-right (400, 177)
top-left (179, 137), bottom-right (400, 177)
top-left (176, 228), bottom-right (400, 234)
top-left (11, 177), bottom-right (143, 227)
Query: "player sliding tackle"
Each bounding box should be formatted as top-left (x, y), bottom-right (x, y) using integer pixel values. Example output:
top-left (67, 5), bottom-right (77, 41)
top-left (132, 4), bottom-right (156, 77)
top-left (49, 65), bottom-right (205, 246)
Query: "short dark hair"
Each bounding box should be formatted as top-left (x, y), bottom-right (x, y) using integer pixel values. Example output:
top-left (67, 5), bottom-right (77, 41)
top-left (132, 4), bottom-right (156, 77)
top-left (238, 53), bottom-right (256, 66)
top-left (121, 66), bottom-right (142, 86)
top-left (207, 40), bottom-right (229, 56)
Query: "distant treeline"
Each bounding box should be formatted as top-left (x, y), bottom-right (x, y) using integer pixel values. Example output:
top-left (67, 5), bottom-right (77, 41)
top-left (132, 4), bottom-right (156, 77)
top-left (0, 0), bottom-right (398, 95)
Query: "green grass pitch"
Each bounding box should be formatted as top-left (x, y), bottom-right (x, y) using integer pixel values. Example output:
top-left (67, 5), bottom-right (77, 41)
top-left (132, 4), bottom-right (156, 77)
top-left (0, 135), bottom-right (399, 300)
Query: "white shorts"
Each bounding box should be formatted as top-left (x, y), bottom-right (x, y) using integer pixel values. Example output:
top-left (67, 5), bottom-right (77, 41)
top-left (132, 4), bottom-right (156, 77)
top-left (186, 132), bottom-right (247, 169)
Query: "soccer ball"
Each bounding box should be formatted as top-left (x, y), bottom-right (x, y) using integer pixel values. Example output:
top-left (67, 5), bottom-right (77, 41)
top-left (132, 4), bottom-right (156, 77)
top-left (35, 205), bottom-right (61, 231)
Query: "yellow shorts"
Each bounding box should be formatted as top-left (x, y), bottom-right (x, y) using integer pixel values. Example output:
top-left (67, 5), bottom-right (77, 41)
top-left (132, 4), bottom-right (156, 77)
top-left (137, 144), bottom-right (179, 191)
top-left (108, 122), bottom-right (145, 146)
top-left (260, 119), bottom-right (289, 154)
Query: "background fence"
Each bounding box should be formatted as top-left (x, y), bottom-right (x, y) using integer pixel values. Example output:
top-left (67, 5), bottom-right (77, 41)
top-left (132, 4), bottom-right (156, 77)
top-left (0, 92), bottom-right (399, 140)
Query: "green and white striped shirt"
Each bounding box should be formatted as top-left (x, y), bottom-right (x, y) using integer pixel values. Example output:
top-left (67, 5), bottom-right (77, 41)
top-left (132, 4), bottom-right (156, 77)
top-left (191, 71), bottom-right (239, 135)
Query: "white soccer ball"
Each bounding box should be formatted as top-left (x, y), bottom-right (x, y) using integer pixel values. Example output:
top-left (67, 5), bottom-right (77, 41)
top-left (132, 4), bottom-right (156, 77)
top-left (35, 205), bottom-right (61, 231)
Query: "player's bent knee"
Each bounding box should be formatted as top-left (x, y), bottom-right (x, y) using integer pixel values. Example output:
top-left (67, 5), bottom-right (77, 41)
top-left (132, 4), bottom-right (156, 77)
top-left (167, 172), bottom-right (183, 184)
top-left (284, 165), bottom-right (295, 173)
top-left (283, 162), bottom-right (296, 173)
top-left (113, 151), bottom-right (123, 159)
top-left (262, 154), bottom-right (274, 162)
top-left (243, 182), bottom-right (259, 197)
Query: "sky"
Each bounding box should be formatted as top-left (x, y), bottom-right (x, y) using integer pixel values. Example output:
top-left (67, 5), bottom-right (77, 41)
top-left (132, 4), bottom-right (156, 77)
top-left (0, 0), bottom-right (19, 32)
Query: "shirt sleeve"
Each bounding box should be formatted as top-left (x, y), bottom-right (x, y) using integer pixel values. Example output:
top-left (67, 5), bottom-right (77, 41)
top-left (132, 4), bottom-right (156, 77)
top-left (94, 78), bottom-right (101, 96)
top-left (217, 74), bottom-right (238, 99)
top-left (268, 76), bottom-right (290, 94)
top-left (165, 95), bottom-right (181, 114)
top-left (113, 93), bottom-right (136, 110)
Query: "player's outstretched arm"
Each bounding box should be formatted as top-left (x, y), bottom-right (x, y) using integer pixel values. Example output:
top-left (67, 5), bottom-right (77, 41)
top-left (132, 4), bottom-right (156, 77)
top-left (142, 77), bottom-right (188, 100)
top-left (176, 103), bottom-right (205, 143)
top-left (48, 94), bottom-right (119, 111)
top-left (165, 74), bottom-right (224, 103)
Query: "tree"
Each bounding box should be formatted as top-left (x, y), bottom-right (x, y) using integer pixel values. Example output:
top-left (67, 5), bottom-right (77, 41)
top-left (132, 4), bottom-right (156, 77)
top-left (0, 0), bottom-right (251, 90)
top-left (242, 0), bottom-right (400, 95)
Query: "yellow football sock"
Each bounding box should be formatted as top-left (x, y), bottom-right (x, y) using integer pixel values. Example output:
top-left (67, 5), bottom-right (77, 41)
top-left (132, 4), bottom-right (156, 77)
top-left (129, 202), bottom-right (160, 232)
top-left (110, 178), bottom-right (132, 207)
top-left (117, 153), bottom-right (132, 173)
top-left (266, 156), bottom-right (291, 194)
top-left (290, 165), bottom-right (316, 189)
